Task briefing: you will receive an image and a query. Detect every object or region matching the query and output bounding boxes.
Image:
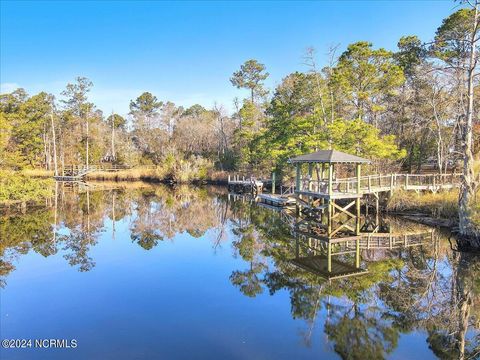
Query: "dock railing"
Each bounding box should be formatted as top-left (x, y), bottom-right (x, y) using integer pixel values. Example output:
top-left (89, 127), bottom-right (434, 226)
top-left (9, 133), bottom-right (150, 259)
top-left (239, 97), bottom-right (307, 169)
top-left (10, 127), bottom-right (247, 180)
top-left (298, 173), bottom-right (461, 196)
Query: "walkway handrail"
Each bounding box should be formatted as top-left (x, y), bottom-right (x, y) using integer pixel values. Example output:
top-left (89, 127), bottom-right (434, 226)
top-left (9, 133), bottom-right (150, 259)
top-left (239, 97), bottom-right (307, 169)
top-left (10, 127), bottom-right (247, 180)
top-left (298, 173), bottom-right (462, 195)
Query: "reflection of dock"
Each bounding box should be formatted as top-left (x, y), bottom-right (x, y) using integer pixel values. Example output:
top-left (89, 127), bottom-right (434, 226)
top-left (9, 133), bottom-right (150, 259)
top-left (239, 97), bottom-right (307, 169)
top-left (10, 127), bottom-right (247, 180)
top-left (227, 186), bottom-right (436, 281)
top-left (292, 231), bottom-right (368, 280)
top-left (289, 220), bottom-right (434, 280)
top-left (291, 255), bottom-right (368, 280)
top-left (294, 228), bottom-right (434, 249)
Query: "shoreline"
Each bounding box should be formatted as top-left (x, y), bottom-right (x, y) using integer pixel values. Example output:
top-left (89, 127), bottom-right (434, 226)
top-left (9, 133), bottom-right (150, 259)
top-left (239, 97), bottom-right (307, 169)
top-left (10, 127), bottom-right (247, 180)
top-left (388, 211), bottom-right (457, 229)
top-left (2, 171), bottom-right (477, 233)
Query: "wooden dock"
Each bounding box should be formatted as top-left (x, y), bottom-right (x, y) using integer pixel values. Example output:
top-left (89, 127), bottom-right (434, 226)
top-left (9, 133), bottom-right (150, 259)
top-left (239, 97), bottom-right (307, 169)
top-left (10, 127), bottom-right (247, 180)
top-left (257, 193), bottom-right (296, 207)
top-left (227, 175), bottom-right (264, 194)
top-left (296, 173), bottom-right (461, 199)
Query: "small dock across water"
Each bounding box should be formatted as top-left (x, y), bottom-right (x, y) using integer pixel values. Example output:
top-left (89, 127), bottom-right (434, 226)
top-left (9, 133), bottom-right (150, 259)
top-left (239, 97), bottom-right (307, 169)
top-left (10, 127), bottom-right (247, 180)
top-left (228, 175), bottom-right (264, 194)
top-left (257, 193), bottom-right (296, 207)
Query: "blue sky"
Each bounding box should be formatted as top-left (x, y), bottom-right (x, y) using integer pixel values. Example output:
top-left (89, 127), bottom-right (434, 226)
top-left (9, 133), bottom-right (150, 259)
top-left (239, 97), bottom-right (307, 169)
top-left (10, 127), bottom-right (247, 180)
top-left (1, 0), bottom-right (458, 115)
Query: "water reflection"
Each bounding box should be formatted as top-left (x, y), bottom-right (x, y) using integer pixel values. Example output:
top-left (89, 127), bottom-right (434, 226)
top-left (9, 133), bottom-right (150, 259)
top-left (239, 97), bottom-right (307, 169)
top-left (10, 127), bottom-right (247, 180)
top-left (0, 183), bottom-right (478, 359)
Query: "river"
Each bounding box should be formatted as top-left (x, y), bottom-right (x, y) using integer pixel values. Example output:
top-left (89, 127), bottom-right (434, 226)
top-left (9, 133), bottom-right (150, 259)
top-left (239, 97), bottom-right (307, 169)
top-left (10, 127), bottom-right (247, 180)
top-left (0, 183), bottom-right (479, 359)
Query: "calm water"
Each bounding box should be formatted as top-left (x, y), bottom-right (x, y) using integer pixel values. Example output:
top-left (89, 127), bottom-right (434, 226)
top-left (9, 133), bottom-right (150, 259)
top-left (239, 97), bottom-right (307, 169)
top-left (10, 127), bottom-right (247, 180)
top-left (0, 183), bottom-right (479, 360)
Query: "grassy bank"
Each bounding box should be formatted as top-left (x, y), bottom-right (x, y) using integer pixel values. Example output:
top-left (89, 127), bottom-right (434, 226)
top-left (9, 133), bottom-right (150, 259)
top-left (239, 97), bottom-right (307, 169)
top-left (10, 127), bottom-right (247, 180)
top-left (387, 189), bottom-right (479, 226)
top-left (10, 162), bottom-right (230, 184)
top-left (85, 167), bottom-right (229, 183)
top-left (19, 156), bottom-right (230, 184)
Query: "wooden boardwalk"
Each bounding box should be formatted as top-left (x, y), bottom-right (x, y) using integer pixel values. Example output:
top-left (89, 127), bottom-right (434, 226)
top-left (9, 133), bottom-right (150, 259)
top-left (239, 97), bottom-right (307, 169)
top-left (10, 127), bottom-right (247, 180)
top-left (296, 173), bottom-right (461, 199)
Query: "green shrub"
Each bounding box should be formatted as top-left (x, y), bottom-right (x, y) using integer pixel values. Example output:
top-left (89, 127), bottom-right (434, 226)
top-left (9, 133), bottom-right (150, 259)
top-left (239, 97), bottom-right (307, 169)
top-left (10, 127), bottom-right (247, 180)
top-left (0, 170), bottom-right (53, 204)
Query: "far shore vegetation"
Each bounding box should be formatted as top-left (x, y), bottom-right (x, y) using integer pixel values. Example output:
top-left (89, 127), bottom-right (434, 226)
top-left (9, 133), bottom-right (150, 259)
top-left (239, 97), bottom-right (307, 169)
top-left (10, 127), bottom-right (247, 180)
top-left (1, 2), bottom-right (479, 244)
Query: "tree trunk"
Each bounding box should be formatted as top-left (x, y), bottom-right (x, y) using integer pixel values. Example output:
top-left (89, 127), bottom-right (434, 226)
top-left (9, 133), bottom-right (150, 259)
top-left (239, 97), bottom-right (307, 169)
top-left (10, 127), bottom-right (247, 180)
top-left (458, 2), bottom-right (479, 247)
top-left (43, 124), bottom-right (49, 170)
top-left (51, 113), bottom-right (58, 176)
top-left (86, 117), bottom-right (89, 167)
top-left (111, 113), bottom-right (115, 161)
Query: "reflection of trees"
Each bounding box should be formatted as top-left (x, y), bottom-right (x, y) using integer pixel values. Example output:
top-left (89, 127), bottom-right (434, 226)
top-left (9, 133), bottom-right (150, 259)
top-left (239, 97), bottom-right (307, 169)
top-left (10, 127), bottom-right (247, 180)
top-left (227, 201), bottom-right (480, 359)
top-left (230, 219), bottom-right (267, 297)
top-left (1, 183), bottom-right (233, 284)
top-left (324, 303), bottom-right (399, 360)
top-left (2, 183), bottom-right (479, 359)
top-left (230, 262), bottom-right (266, 298)
top-left (0, 207), bottom-right (55, 286)
top-left (58, 188), bottom-right (105, 271)
top-left (129, 185), bottom-right (227, 249)
top-left (61, 230), bottom-right (96, 272)
top-left (376, 233), bottom-right (480, 360)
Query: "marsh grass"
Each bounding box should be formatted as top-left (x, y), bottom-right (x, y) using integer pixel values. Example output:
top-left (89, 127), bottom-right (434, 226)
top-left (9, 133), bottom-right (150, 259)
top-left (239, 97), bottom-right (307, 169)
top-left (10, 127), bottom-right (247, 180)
top-left (387, 188), bottom-right (479, 227)
top-left (20, 169), bottom-right (54, 178)
top-left (86, 168), bottom-right (161, 182)
top-left (387, 189), bottom-right (459, 219)
top-left (85, 158), bottom-right (227, 183)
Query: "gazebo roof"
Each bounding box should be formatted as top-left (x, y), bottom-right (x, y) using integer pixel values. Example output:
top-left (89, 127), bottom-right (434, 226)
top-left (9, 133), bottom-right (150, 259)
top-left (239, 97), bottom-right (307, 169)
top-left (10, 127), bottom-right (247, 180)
top-left (289, 150), bottom-right (371, 164)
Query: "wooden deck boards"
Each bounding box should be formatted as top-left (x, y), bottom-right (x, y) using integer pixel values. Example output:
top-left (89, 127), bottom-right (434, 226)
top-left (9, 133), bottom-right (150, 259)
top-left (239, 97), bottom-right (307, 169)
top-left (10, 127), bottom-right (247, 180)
top-left (257, 194), bottom-right (296, 207)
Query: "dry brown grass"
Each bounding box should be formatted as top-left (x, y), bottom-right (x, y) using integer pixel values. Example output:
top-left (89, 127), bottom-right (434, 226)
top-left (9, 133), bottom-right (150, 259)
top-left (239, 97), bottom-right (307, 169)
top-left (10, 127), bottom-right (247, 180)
top-left (85, 168), bottom-right (161, 182)
top-left (20, 169), bottom-right (53, 178)
top-left (85, 167), bottom-right (229, 183)
top-left (207, 170), bottom-right (229, 183)
top-left (387, 189), bottom-right (459, 219)
top-left (387, 188), bottom-right (480, 226)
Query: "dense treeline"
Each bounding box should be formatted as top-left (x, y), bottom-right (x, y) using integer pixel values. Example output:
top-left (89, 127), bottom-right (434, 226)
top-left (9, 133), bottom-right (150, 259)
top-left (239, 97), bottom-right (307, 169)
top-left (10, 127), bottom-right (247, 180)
top-left (0, 82), bottom-right (236, 176)
top-left (0, 4), bottom-right (479, 240)
top-left (1, 8), bottom-right (478, 174)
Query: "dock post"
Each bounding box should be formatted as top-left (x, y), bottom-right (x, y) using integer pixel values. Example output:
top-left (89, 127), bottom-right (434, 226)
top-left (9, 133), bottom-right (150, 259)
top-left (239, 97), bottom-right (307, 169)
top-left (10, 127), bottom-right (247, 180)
top-left (327, 243), bottom-right (332, 272)
top-left (272, 172), bottom-right (276, 194)
top-left (308, 163), bottom-right (313, 191)
top-left (296, 163), bottom-right (301, 191)
top-left (356, 237), bottom-right (360, 268)
top-left (328, 163), bottom-right (333, 196)
top-left (356, 164), bottom-right (361, 235)
top-left (327, 200), bottom-right (333, 236)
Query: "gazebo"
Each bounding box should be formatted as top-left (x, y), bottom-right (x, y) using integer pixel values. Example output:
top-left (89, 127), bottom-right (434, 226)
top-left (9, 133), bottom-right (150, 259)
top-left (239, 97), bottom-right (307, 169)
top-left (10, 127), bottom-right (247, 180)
top-left (289, 149), bottom-right (371, 199)
top-left (289, 149), bottom-right (371, 237)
